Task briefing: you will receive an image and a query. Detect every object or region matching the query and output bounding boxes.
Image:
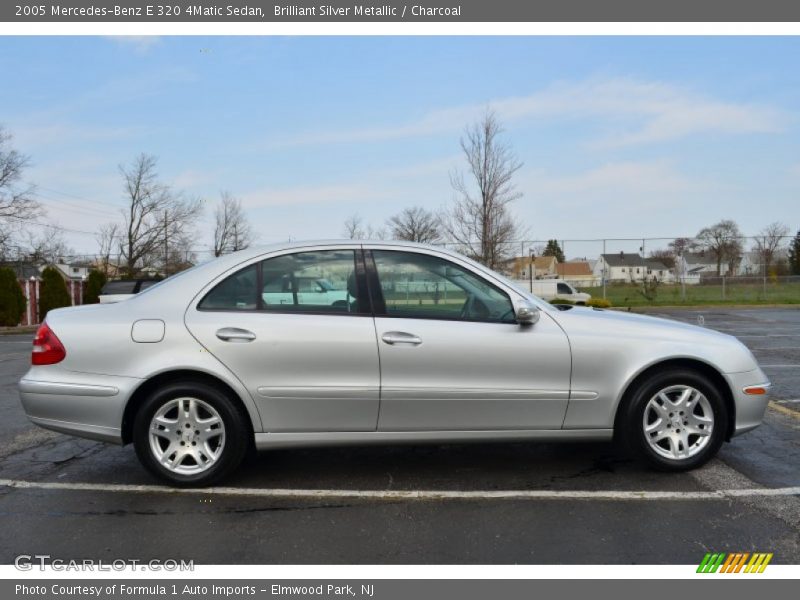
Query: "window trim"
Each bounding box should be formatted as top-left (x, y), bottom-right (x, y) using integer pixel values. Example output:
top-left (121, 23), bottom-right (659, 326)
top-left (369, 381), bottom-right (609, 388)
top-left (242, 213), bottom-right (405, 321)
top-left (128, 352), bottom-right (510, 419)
top-left (366, 249), bottom-right (517, 325)
top-left (197, 248), bottom-right (373, 317)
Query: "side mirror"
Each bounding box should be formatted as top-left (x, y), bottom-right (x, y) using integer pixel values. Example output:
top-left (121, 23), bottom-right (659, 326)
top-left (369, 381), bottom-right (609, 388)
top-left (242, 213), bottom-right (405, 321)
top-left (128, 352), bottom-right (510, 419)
top-left (515, 302), bottom-right (540, 325)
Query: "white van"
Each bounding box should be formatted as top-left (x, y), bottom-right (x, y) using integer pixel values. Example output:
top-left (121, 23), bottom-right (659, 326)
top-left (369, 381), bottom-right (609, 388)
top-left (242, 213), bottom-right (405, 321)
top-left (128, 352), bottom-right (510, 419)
top-left (529, 280), bottom-right (591, 305)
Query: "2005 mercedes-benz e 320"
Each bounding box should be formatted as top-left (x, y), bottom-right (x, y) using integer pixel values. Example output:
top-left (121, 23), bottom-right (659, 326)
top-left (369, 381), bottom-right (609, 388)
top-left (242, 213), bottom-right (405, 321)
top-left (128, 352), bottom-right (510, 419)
top-left (19, 241), bottom-right (770, 486)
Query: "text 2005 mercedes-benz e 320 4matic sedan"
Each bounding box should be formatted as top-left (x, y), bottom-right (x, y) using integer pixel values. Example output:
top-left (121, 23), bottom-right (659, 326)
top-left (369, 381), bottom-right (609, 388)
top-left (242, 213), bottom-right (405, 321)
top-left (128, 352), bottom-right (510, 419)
top-left (19, 241), bottom-right (771, 486)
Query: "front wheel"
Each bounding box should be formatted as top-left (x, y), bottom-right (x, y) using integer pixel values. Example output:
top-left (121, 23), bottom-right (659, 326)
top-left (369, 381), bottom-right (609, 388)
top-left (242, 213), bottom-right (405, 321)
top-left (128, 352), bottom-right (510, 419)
top-left (133, 381), bottom-right (249, 486)
top-left (623, 369), bottom-right (728, 471)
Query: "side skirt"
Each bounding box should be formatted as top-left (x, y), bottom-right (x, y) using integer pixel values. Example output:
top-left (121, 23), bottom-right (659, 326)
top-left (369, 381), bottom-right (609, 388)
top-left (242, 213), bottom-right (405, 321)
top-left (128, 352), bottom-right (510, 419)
top-left (254, 429), bottom-right (613, 450)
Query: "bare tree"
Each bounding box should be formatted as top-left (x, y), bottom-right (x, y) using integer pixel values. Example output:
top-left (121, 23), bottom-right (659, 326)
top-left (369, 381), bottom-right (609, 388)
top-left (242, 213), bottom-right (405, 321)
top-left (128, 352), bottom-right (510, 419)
top-left (213, 191), bottom-right (254, 256)
top-left (0, 126), bottom-right (43, 256)
top-left (117, 153), bottom-right (202, 277)
top-left (96, 223), bottom-right (119, 276)
top-left (23, 230), bottom-right (73, 266)
top-left (342, 214), bottom-right (366, 239)
top-left (387, 206), bottom-right (442, 244)
top-left (753, 221), bottom-right (790, 276)
top-left (648, 249), bottom-right (676, 270)
top-left (444, 110), bottom-right (522, 269)
top-left (696, 219), bottom-right (744, 276)
top-left (668, 237), bottom-right (697, 257)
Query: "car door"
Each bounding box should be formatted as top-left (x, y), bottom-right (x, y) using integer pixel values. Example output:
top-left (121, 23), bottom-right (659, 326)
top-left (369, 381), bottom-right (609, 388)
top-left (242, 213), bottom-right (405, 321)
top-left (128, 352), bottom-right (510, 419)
top-left (368, 248), bottom-right (572, 431)
top-left (184, 247), bottom-right (381, 432)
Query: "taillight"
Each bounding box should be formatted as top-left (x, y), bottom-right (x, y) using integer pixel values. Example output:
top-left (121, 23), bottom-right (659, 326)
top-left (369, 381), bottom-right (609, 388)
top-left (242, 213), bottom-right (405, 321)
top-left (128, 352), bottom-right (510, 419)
top-left (32, 322), bottom-right (66, 366)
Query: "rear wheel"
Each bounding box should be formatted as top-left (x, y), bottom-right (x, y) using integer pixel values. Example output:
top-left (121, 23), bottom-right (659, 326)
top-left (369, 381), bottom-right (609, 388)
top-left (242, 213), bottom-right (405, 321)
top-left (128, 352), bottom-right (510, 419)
top-left (623, 369), bottom-right (728, 471)
top-left (133, 381), bottom-right (249, 486)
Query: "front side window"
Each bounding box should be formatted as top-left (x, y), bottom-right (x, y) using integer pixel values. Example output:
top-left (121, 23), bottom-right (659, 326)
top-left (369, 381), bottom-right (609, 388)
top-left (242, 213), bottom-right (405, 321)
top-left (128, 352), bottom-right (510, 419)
top-left (371, 250), bottom-right (515, 323)
top-left (199, 249), bottom-right (362, 314)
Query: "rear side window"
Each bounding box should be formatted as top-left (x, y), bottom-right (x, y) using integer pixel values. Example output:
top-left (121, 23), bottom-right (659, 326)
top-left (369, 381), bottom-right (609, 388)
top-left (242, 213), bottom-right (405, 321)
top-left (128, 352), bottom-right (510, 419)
top-left (261, 250), bottom-right (361, 314)
top-left (198, 250), bottom-right (364, 314)
top-left (198, 264), bottom-right (258, 310)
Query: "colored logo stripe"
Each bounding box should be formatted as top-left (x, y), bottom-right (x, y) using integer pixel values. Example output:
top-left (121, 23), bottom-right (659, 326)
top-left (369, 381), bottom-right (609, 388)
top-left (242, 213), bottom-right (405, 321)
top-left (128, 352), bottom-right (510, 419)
top-left (697, 552), bottom-right (772, 573)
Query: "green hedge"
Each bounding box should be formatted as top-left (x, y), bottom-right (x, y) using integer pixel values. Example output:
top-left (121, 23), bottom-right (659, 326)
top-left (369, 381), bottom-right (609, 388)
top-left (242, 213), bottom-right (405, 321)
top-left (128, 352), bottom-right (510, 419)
top-left (586, 298), bottom-right (612, 308)
top-left (39, 266), bottom-right (71, 319)
top-left (0, 267), bottom-right (26, 326)
top-left (84, 270), bottom-right (107, 304)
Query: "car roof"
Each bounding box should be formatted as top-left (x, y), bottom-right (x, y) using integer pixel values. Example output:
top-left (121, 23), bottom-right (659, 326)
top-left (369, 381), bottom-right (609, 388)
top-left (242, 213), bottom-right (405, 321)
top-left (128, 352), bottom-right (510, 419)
top-left (129, 239), bottom-right (542, 311)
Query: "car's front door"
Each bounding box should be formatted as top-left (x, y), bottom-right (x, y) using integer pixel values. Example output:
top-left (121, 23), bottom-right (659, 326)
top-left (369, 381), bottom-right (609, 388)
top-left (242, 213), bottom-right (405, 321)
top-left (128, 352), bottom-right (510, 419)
top-left (185, 247), bottom-right (380, 432)
top-left (368, 249), bottom-right (572, 431)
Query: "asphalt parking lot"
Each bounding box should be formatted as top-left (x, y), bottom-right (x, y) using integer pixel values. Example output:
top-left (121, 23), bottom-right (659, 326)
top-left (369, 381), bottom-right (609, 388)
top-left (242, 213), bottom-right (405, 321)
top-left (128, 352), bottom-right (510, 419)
top-left (0, 307), bottom-right (798, 564)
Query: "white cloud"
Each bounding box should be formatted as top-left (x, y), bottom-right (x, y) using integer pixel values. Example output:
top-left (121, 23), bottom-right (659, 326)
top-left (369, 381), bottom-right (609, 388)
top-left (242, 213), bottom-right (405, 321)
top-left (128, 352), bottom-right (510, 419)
top-left (524, 160), bottom-right (711, 198)
top-left (105, 36), bottom-right (161, 54)
top-left (239, 182), bottom-right (388, 209)
top-left (268, 77), bottom-right (788, 149)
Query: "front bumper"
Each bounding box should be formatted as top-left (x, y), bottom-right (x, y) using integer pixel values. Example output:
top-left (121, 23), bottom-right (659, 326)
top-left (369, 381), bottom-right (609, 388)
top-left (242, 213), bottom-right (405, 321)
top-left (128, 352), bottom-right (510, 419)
top-left (725, 368), bottom-right (771, 437)
top-left (18, 368), bottom-right (142, 444)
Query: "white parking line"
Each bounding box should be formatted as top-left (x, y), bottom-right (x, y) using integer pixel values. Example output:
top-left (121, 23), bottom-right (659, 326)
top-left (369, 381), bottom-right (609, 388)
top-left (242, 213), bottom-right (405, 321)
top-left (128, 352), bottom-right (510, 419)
top-left (0, 478), bottom-right (798, 501)
top-left (750, 347), bottom-right (800, 351)
top-left (737, 335), bottom-right (800, 338)
top-left (760, 364), bottom-right (800, 368)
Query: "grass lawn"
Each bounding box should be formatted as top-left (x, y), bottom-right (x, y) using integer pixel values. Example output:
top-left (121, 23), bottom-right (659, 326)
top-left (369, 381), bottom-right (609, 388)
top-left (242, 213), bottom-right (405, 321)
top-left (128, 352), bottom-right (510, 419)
top-left (582, 282), bottom-right (800, 307)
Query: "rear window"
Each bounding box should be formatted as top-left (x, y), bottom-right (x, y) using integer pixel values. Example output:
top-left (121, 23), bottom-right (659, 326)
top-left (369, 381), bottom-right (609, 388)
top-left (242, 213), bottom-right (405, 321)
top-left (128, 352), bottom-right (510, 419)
top-left (101, 281), bottom-right (138, 295)
top-left (137, 280), bottom-right (159, 292)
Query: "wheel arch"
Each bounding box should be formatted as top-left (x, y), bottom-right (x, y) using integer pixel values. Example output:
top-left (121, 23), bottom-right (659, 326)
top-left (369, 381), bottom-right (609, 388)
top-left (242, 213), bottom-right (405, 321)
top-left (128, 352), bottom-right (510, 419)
top-left (121, 369), bottom-right (258, 445)
top-left (612, 358), bottom-right (736, 442)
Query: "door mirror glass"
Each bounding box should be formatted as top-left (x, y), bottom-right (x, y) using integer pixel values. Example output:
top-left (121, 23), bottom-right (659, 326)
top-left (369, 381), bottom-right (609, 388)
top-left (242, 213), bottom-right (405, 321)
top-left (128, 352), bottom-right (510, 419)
top-left (515, 302), bottom-right (540, 325)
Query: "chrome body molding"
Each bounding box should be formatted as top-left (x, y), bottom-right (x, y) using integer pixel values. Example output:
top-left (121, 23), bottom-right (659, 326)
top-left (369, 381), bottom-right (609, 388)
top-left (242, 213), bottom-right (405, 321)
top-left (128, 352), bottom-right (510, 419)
top-left (254, 428), bottom-right (614, 450)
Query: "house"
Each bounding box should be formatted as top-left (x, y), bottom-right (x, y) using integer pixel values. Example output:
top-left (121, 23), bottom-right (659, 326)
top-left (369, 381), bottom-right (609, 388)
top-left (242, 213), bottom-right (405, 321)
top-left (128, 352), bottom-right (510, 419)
top-left (555, 261), bottom-right (600, 287)
top-left (676, 251), bottom-right (730, 277)
top-left (46, 262), bottom-right (92, 281)
top-left (507, 255), bottom-right (558, 280)
top-left (90, 258), bottom-right (124, 278)
top-left (644, 259), bottom-right (674, 283)
top-left (595, 253), bottom-right (649, 282)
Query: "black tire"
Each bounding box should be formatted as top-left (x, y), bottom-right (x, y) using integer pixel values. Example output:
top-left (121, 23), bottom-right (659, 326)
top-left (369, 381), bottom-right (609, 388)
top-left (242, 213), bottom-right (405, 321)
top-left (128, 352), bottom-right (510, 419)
top-left (133, 381), bottom-right (250, 486)
top-left (621, 368), bottom-right (728, 471)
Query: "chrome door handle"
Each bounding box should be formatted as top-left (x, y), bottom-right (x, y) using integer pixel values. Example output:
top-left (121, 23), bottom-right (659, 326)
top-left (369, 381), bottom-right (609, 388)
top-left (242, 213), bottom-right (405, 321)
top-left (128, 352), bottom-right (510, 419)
top-left (381, 331), bottom-right (422, 346)
top-left (216, 327), bottom-right (256, 342)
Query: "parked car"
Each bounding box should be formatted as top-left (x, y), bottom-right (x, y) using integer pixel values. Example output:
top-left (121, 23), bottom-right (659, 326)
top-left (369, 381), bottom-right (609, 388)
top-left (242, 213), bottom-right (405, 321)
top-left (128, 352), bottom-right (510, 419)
top-left (19, 241), bottom-right (770, 486)
top-left (529, 280), bottom-right (591, 305)
top-left (98, 279), bottom-right (161, 304)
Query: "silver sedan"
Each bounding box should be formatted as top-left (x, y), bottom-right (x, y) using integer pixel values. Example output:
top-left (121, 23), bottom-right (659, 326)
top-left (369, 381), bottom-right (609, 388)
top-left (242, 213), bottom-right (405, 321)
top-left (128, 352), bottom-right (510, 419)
top-left (19, 241), bottom-right (771, 486)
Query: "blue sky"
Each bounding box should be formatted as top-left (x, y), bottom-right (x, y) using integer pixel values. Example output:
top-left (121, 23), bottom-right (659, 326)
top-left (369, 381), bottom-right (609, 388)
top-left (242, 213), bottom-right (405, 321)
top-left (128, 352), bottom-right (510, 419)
top-left (1, 36), bottom-right (799, 256)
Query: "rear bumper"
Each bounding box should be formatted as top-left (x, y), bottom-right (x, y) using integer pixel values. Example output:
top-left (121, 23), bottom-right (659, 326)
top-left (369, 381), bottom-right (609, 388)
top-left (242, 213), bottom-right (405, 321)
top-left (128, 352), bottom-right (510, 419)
top-left (18, 370), bottom-right (142, 445)
top-left (725, 368), bottom-right (771, 437)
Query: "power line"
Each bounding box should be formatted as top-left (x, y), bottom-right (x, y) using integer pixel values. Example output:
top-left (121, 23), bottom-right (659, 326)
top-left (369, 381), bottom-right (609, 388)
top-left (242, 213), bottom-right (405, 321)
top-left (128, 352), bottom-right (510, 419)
top-left (0, 213), bottom-right (98, 236)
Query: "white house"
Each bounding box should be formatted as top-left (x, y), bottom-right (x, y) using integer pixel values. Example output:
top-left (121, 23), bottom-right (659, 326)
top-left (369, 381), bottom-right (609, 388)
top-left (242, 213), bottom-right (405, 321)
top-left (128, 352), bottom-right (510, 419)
top-left (595, 253), bottom-right (648, 282)
top-left (45, 262), bottom-right (92, 281)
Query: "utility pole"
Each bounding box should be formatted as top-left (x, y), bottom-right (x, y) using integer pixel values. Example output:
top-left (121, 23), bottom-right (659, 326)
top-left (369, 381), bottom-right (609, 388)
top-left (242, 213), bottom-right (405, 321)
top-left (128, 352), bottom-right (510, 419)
top-left (233, 223), bottom-right (239, 252)
top-left (163, 210), bottom-right (169, 277)
top-left (602, 239), bottom-right (607, 300)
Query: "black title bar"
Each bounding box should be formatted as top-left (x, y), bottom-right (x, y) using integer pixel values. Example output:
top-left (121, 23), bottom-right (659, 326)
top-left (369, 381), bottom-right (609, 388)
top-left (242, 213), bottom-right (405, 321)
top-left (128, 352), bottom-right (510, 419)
top-left (4, 0), bottom-right (800, 22)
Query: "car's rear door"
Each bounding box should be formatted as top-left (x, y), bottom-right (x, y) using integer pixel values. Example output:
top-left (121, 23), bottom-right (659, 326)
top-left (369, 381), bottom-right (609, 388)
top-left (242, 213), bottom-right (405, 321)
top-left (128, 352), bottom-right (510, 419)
top-left (367, 248), bottom-right (572, 431)
top-left (185, 246), bottom-right (381, 432)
